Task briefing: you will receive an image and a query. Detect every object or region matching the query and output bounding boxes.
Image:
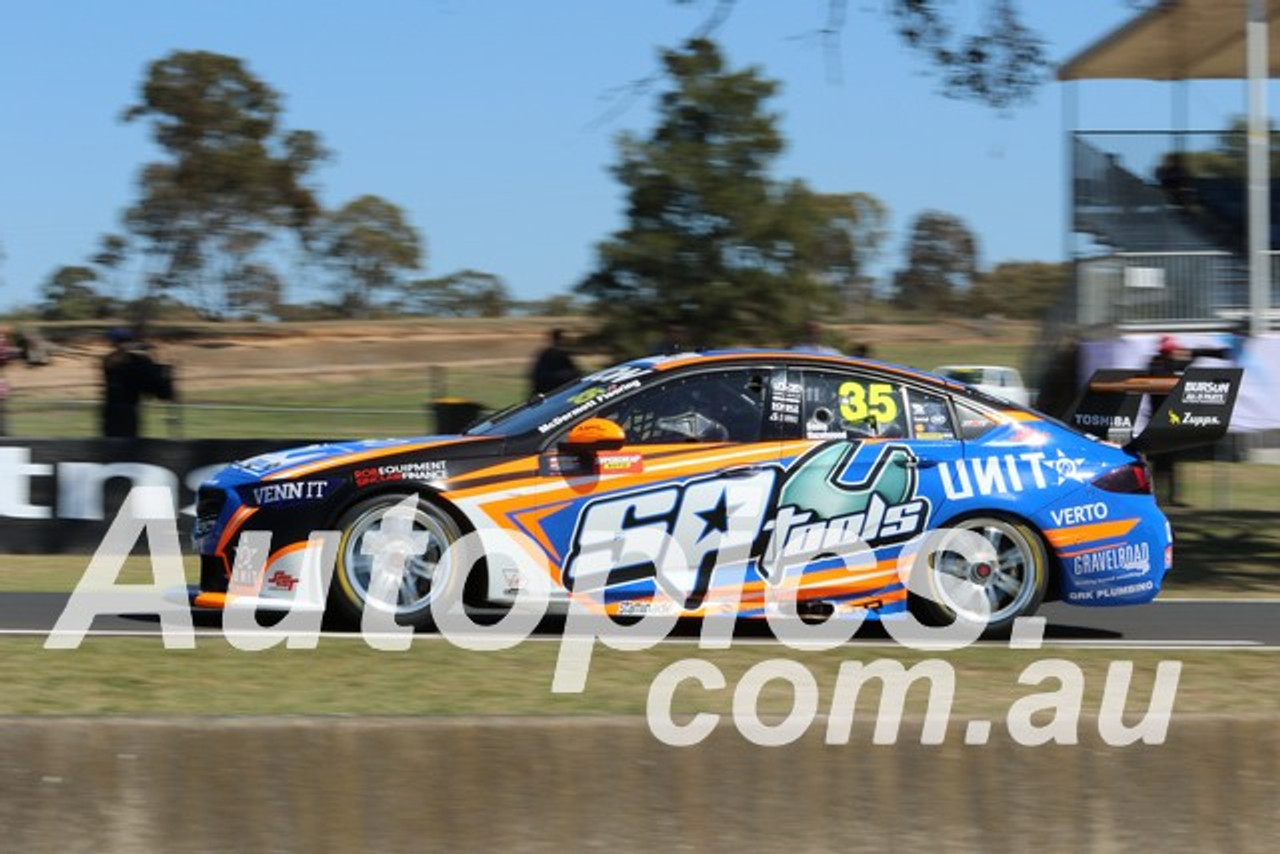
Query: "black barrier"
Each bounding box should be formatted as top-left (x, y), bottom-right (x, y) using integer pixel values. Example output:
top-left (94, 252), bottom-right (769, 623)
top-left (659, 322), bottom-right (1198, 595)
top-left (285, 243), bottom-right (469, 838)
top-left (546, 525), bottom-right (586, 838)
top-left (0, 439), bottom-right (317, 553)
top-left (431, 398), bottom-right (485, 433)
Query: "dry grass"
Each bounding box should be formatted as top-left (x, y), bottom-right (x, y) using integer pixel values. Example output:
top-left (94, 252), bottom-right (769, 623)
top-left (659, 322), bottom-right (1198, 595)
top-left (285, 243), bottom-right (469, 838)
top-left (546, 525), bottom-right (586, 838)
top-left (1, 636), bottom-right (1274, 717)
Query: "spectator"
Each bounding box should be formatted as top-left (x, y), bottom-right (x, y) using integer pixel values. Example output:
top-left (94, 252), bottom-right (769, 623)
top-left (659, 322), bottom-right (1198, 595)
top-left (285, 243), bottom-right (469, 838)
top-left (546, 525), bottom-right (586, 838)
top-left (1146, 335), bottom-right (1193, 506)
top-left (1155, 152), bottom-right (1194, 210)
top-left (101, 327), bottom-right (175, 438)
top-left (1034, 336), bottom-right (1081, 419)
top-left (529, 328), bottom-right (580, 395)
top-left (791, 320), bottom-right (841, 355)
top-left (653, 323), bottom-right (690, 355)
top-left (0, 329), bottom-right (16, 436)
top-left (15, 328), bottom-right (49, 366)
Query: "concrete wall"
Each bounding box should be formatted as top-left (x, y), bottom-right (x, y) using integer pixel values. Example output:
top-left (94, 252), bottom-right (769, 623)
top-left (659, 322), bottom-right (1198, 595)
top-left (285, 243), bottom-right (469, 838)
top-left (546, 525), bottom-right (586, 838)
top-left (1, 716), bottom-right (1275, 853)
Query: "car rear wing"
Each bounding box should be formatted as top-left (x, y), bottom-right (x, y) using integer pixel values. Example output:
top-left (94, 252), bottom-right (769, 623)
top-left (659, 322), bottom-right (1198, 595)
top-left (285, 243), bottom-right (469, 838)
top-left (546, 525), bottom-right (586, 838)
top-left (1062, 367), bottom-right (1243, 455)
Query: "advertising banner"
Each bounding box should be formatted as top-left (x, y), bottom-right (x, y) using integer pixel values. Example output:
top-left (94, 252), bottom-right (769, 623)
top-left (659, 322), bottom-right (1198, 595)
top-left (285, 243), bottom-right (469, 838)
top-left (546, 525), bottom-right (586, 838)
top-left (1079, 332), bottom-right (1280, 433)
top-left (0, 439), bottom-right (313, 553)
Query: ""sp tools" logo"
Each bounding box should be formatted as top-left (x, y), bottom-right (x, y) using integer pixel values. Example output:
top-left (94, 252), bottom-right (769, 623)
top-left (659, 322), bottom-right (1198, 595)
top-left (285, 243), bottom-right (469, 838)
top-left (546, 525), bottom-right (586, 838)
top-left (561, 444), bottom-right (931, 606)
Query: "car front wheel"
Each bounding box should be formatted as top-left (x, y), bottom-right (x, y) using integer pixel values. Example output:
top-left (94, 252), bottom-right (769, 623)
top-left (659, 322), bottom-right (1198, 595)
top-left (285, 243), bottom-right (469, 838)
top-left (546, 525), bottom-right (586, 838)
top-left (329, 493), bottom-right (463, 629)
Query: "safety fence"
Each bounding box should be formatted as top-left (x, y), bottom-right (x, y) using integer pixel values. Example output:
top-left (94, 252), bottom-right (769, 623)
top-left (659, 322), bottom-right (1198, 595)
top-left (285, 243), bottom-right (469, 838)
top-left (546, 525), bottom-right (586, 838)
top-left (0, 398), bottom-right (432, 440)
top-left (0, 359), bottom-right (531, 440)
top-left (1076, 251), bottom-right (1280, 329)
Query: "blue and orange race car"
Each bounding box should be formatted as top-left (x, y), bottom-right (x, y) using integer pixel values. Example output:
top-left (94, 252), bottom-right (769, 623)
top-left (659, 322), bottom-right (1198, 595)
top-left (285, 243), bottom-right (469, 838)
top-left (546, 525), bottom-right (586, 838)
top-left (191, 350), bottom-right (1241, 632)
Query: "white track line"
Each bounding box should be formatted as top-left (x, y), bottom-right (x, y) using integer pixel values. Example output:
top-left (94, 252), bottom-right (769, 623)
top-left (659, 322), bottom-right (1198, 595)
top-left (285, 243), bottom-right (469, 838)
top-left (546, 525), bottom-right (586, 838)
top-left (4, 628), bottom-right (1275, 651)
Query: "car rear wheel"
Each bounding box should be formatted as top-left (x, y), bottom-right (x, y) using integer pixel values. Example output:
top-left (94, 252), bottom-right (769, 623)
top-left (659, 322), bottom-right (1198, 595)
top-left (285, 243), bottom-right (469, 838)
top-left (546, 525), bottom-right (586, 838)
top-left (909, 516), bottom-right (1049, 635)
top-left (330, 493), bottom-right (463, 630)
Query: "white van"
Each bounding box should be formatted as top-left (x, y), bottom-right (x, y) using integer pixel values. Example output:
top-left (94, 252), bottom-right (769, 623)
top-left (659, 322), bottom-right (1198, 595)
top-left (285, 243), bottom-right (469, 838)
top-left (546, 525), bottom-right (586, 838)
top-left (933, 364), bottom-right (1031, 407)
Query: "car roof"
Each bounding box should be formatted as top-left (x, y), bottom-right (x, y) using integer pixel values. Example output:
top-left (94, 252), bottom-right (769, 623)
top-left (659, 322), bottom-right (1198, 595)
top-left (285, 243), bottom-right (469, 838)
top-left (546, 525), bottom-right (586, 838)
top-left (935, 364), bottom-right (1023, 376)
top-left (630, 349), bottom-right (970, 392)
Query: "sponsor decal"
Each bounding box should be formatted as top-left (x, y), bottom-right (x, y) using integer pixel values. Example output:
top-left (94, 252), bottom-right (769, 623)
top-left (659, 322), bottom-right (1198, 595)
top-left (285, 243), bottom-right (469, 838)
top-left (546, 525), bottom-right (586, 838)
top-left (538, 452), bottom-right (645, 477)
top-left (1050, 502), bottom-right (1109, 527)
top-left (595, 452), bottom-right (644, 475)
top-left (539, 454), bottom-right (593, 477)
top-left (769, 377), bottom-right (803, 425)
top-left (353, 460), bottom-right (449, 487)
top-left (231, 538), bottom-right (269, 588)
top-left (1097, 579), bottom-right (1154, 599)
top-left (567, 386), bottom-right (608, 405)
top-left (536, 378), bottom-right (642, 435)
top-left (584, 365), bottom-right (651, 384)
top-left (1168, 410), bottom-right (1221, 428)
top-left (909, 398), bottom-right (956, 440)
top-left (266, 569), bottom-right (299, 591)
top-left (760, 443), bottom-right (929, 579)
top-left (1067, 580), bottom-right (1154, 601)
top-left (939, 450), bottom-right (1090, 500)
top-left (1073, 542), bottom-right (1150, 576)
top-left (616, 599), bottom-right (680, 617)
top-left (1074, 413), bottom-right (1133, 429)
top-left (502, 568), bottom-right (524, 596)
top-left (244, 478), bottom-right (337, 507)
top-left (564, 467), bottom-right (777, 601)
top-left (562, 443), bottom-right (931, 602)
top-left (1047, 450), bottom-right (1088, 484)
top-left (1180, 381), bottom-right (1230, 406)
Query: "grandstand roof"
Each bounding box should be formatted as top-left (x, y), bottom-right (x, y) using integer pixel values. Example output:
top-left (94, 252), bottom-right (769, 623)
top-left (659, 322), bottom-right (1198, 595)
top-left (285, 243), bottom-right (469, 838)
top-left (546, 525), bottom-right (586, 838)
top-left (1059, 0), bottom-right (1280, 81)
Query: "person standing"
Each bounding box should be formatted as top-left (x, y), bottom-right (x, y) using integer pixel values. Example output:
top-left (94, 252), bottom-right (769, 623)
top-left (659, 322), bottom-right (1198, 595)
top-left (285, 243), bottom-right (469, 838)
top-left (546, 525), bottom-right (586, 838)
top-left (791, 320), bottom-right (842, 355)
top-left (529, 328), bottom-right (581, 395)
top-left (0, 329), bottom-right (16, 436)
top-left (1146, 335), bottom-right (1194, 506)
top-left (101, 327), bottom-right (175, 438)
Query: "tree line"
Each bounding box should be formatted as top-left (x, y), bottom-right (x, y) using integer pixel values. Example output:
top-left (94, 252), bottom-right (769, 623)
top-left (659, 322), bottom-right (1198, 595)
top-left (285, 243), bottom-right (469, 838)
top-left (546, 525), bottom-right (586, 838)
top-left (30, 37), bottom-right (1065, 345)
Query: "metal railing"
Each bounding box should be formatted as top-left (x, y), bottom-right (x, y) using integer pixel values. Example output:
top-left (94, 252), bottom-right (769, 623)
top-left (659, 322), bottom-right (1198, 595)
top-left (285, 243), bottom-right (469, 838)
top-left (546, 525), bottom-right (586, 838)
top-left (0, 399), bottom-right (438, 440)
top-left (1076, 250), bottom-right (1280, 329)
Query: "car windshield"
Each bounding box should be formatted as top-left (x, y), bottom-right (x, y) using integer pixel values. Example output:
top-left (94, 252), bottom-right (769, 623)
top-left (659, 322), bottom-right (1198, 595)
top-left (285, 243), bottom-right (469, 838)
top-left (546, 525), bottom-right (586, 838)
top-left (465, 363), bottom-right (652, 438)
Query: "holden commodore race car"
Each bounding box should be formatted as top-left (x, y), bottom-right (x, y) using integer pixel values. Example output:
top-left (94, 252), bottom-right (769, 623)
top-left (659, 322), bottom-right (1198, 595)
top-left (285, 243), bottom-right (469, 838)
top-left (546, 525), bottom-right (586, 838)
top-left (190, 350), bottom-right (1241, 633)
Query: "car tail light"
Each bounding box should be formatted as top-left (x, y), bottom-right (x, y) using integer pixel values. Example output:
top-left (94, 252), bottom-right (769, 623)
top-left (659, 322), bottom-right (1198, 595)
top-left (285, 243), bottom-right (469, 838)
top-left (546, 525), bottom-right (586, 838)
top-left (1091, 462), bottom-right (1153, 494)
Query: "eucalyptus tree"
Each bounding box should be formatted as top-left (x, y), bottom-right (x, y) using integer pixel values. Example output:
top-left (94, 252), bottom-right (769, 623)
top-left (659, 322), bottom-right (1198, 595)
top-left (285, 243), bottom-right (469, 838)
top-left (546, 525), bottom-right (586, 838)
top-left (123, 50), bottom-right (327, 316)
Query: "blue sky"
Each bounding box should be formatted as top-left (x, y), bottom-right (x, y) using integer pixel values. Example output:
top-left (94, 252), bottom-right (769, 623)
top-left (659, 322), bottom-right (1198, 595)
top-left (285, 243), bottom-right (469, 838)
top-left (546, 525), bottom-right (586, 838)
top-left (0, 1), bottom-right (1270, 310)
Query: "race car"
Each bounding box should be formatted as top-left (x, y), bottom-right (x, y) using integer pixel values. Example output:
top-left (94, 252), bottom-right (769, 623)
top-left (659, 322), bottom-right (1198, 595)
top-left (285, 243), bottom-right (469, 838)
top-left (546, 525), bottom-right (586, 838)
top-left (190, 350), bottom-right (1241, 632)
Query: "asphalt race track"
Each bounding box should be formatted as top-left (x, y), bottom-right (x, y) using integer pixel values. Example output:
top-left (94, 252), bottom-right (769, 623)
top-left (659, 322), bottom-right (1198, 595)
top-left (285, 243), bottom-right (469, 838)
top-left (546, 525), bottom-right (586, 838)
top-left (2, 593), bottom-right (1278, 648)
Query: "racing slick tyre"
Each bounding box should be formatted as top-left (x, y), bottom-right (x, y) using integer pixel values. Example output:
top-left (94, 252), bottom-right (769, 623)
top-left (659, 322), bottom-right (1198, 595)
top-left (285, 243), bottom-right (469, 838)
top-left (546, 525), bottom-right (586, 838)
top-left (908, 515), bottom-right (1049, 636)
top-left (329, 493), bottom-right (464, 630)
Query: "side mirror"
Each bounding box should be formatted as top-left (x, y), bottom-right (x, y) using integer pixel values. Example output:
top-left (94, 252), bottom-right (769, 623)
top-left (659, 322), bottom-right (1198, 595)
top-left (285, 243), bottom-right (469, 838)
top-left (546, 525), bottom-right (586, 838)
top-left (560, 417), bottom-right (626, 453)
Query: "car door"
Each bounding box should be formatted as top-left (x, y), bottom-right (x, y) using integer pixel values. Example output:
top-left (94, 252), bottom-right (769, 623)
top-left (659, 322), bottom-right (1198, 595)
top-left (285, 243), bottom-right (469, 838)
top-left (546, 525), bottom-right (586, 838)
top-left (764, 367), bottom-right (968, 608)
top-left (523, 364), bottom-right (787, 611)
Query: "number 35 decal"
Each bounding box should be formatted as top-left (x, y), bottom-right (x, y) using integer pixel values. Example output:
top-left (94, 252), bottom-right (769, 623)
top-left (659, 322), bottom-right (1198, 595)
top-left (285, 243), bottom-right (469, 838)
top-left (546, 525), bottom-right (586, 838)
top-left (838, 381), bottom-right (899, 423)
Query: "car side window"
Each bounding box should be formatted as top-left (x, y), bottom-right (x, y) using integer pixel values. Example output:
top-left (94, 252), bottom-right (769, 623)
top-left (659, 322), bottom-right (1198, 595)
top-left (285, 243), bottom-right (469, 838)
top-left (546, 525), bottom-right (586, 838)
top-left (595, 369), bottom-right (768, 444)
top-left (955, 400), bottom-right (1000, 439)
top-left (906, 389), bottom-right (958, 440)
top-left (801, 370), bottom-right (909, 439)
